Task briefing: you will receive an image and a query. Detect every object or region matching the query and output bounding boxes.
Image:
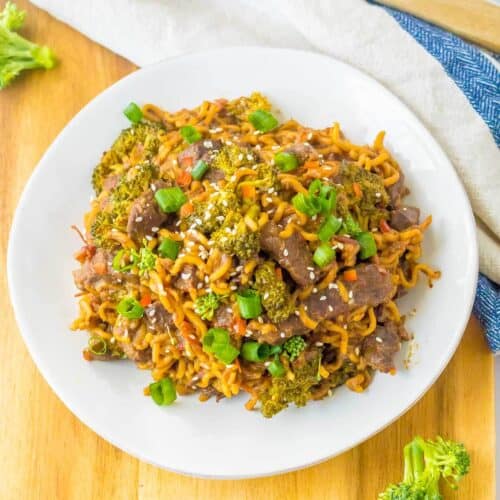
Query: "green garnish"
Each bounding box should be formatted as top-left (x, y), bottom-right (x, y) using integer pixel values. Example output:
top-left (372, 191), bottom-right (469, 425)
top-left (313, 243), bottom-right (335, 268)
top-left (274, 152), bottom-right (298, 172)
top-left (292, 180), bottom-right (336, 217)
top-left (123, 102), bottom-right (143, 123)
top-left (267, 356), bottom-right (285, 377)
top-left (355, 231), bottom-right (377, 259)
top-left (236, 289), bottom-right (262, 319)
top-left (158, 238), bottom-right (181, 260)
top-left (88, 336), bottom-right (107, 356)
top-left (318, 214), bottom-right (342, 242)
top-left (180, 125), bottom-right (201, 144)
top-left (248, 109), bottom-right (278, 132)
top-left (241, 342), bottom-right (270, 362)
top-left (202, 327), bottom-right (240, 365)
top-left (116, 297), bottom-right (144, 319)
top-left (191, 160), bottom-right (209, 180)
top-left (154, 187), bottom-right (187, 213)
top-left (149, 377), bottom-right (177, 406)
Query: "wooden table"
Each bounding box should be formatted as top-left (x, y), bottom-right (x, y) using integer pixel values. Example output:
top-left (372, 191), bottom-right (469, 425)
top-left (0, 2), bottom-right (495, 498)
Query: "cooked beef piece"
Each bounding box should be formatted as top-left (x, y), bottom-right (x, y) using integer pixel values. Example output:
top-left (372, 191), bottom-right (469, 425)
top-left (292, 346), bottom-right (320, 370)
top-left (177, 139), bottom-right (222, 168)
top-left (121, 343), bottom-right (151, 364)
top-left (362, 324), bottom-right (401, 373)
top-left (145, 301), bottom-right (174, 333)
top-left (382, 320), bottom-right (412, 341)
top-left (213, 305), bottom-right (233, 330)
top-left (114, 321), bottom-right (152, 364)
top-left (390, 206), bottom-right (420, 231)
top-left (127, 189), bottom-right (168, 241)
top-left (73, 248), bottom-right (133, 291)
top-left (260, 221), bottom-right (319, 286)
top-left (249, 315), bottom-right (308, 345)
top-left (387, 171), bottom-right (408, 208)
top-left (304, 264), bottom-right (394, 321)
top-left (322, 344), bottom-right (338, 365)
top-left (204, 167), bottom-right (225, 183)
top-left (284, 143), bottom-right (318, 164)
top-left (173, 264), bottom-right (200, 291)
top-left (334, 235), bottom-right (360, 267)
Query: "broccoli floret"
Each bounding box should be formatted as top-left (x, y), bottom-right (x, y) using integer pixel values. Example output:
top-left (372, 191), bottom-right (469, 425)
top-left (283, 336), bottom-right (306, 361)
top-left (212, 145), bottom-right (254, 176)
top-left (259, 352), bottom-right (321, 418)
top-left (194, 293), bottom-right (221, 320)
top-left (90, 211), bottom-right (115, 249)
top-left (132, 243), bottom-right (156, 276)
top-left (378, 437), bottom-right (470, 500)
top-left (111, 162), bottom-right (157, 203)
top-left (227, 91), bottom-right (272, 120)
top-left (92, 122), bottom-right (163, 195)
top-left (186, 190), bottom-right (239, 234)
top-left (211, 212), bottom-right (259, 260)
top-left (0, 2), bottom-right (56, 89)
top-left (253, 261), bottom-right (294, 323)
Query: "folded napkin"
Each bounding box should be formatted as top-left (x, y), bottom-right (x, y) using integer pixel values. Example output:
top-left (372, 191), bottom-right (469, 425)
top-left (31, 0), bottom-right (500, 349)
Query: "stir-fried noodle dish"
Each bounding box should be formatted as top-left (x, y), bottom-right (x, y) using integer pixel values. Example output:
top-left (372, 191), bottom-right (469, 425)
top-left (72, 93), bottom-right (440, 417)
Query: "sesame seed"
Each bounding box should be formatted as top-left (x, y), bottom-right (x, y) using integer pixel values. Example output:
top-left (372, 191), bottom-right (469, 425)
top-left (145, 235), bottom-right (153, 241)
top-left (195, 218), bottom-right (202, 225)
top-left (307, 132), bottom-right (313, 140)
top-left (309, 271), bottom-right (315, 280)
top-left (189, 334), bottom-right (196, 340)
top-left (197, 283), bottom-right (203, 289)
top-left (203, 140), bottom-right (213, 148)
top-left (263, 292), bottom-right (270, 300)
top-left (375, 337), bottom-right (383, 343)
top-left (315, 341), bottom-right (323, 346)
top-left (280, 332), bottom-right (286, 338)
top-left (304, 305), bottom-right (308, 311)
top-left (238, 153), bottom-right (244, 161)
top-left (226, 140), bottom-right (233, 145)
top-left (245, 331), bottom-right (252, 337)
top-left (151, 226), bottom-right (159, 232)
top-left (257, 316), bottom-right (264, 324)
top-left (328, 305), bottom-right (334, 312)
top-left (355, 347), bottom-right (360, 356)
top-left (266, 197), bottom-right (273, 203)
top-left (319, 296), bottom-right (327, 301)
top-left (181, 272), bottom-right (191, 280)
top-left (271, 145), bottom-right (280, 150)
top-left (294, 310), bottom-right (300, 316)
top-left (246, 154), bottom-right (253, 161)
top-left (375, 192), bottom-right (381, 198)
top-left (313, 287), bottom-right (318, 293)
top-left (226, 364), bottom-right (234, 368)
top-left (307, 266), bottom-right (314, 271)
top-left (135, 216), bottom-right (143, 222)
top-left (283, 249), bottom-right (289, 257)
top-left (204, 276), bottom-right (209, 283)
top-left (176, 220), bottom-right (181, 227)
top-left (230, 285), bottom-right (237, 291)
top-left (348, 290), bottom-right (353, 299)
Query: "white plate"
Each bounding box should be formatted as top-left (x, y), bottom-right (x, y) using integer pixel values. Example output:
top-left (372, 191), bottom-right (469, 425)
top-left (7, 48), bottom-right (477, 478)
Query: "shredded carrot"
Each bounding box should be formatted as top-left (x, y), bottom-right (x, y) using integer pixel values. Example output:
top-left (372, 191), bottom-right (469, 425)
top-left (140, 294), bottom-right (152, 307)
top-left (303, 160), bottom-right (320, 170)
top-left (82, 350), bottom-right (92, 361)
top-left (275, 267), bottom-right (283, 280)
top-left (176, 170), bottom-right (192, 187)
top-left (241, 184), bottom-right (256, 199)
top-left (343, 269), bottom-right (358, 282)
top-left (180, 202), bottom-right (194, 218)
top-left (93, 261), bottom-right (107, 275)
top-left (180, 155), bottom-right (194, 167)
top-left (352, 182), bottom-right (362, 198)
top-left (233, 316), bottom-right (247, 336)
top-left (380, 219), bottom-right (391, 233)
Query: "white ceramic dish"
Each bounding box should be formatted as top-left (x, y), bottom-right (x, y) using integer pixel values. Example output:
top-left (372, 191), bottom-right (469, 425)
top-left (7, 47), bottom-right (477, 478)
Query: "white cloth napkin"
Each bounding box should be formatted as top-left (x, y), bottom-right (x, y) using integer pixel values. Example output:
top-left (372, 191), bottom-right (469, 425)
top-left (31, 0), bottom-right (500, 283)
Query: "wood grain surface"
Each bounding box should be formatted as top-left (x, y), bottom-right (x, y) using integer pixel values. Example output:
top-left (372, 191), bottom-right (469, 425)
top-left (379, 0), bottom-right (500, 52)
top-left (0, 2), bottom-right (495, 499)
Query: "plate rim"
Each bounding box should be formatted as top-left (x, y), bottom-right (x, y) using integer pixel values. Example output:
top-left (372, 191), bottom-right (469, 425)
top-left (7, 46), bottom-right (478, 479)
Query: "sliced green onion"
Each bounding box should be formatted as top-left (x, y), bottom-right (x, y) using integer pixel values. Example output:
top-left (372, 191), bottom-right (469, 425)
top-left (308, 179), bottom-right (323, 197)
top-left (267, 356), bottom-right (285, 377)
top-left (154, 187), bottom-right (187, 213)
top-left (274, 152), bottom-right (298, 172)
top-left (191, 160), bottom-right (209, 180)
top-left (116, 297), bottom-right (144, 319)
top-left (292, 192), bottom-right (320, 217)
top-left (318, 215), bottom-right (342, 242)
top-left (355, 231), bottom-right (377, 259)
top-left (149, 377), bottom-right (177, 406)
top-left (248, 109), bottom-right (278, 132)
top-left (212, 343), bottom-right (240, 365)
top-left (123, 102), bottom-right (143, 123)
top-left (236, 289), bottom-right (262, 319)
top-left (313, 243), bottom-right (336, 268)
top-left (241, 342), bottom-right (270, 362)
top-left (88, 336), bottom-right (107, 355)
top-left (269, 345), bottom-right (282, 356)
top-left (202, 328), bottom-right (230, 353)
top-left (158, 238), bottom-right (181, 260)
top-left (112, 249), bottom-right (133, 272)
top-left (180, 125), bottom-right (201, 144)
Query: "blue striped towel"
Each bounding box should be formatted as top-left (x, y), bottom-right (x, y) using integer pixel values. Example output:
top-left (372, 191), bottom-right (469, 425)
top-left (379, 4), bottom-right (500, 352)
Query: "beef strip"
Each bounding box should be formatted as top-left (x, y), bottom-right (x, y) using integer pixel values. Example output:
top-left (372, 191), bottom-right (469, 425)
top-left (260, 221), bottom-right (319, 286)
top-left (177, 139), bottom-right (224, 177)
top-left (362, 324), bottom-right (401, 373)
top-left (73, 248), bottom-right (134, 291)
top-left (248, 314), bottom-right (308, 345)
top-left (173, 264), bottom-right (200, 291)
top-left (284, 143), bottom-right (318, 164)
top-left (304, 264), bottom-right (394, 321)
top-left (145, 301), bottom-right (175, 333)
top-left (387, 171), bottom-right (409, 208)
top-left (127, 189), bottom-right (168, 241)
top-left (213, 305), bottom-right (233, 330)
top-left (390, 206), bottom-right (420, 231)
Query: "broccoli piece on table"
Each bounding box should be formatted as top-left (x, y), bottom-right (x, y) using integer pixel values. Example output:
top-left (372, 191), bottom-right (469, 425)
top-left (0, 2), bottom-right (56, 89)
top-left (253, 261), bottom-right (294, 323)
top-left (378, 436), bottom-right (470, 500)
